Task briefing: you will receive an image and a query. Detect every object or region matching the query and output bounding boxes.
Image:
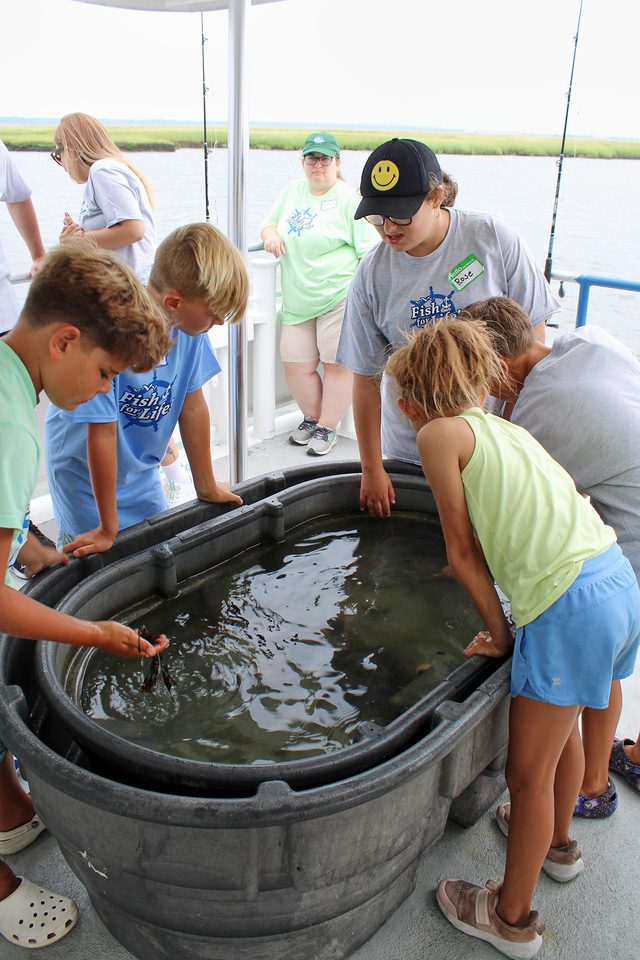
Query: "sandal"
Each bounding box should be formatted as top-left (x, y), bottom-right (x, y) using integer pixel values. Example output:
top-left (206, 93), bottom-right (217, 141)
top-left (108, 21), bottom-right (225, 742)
top-left (0, 817), bottom-right (46, 856)
top-left (573, 777), bottom-right (618, 818)
top-left (0, 877), bottom-right (78, 949)
top-left (609, 738), bottom-right (640, 790)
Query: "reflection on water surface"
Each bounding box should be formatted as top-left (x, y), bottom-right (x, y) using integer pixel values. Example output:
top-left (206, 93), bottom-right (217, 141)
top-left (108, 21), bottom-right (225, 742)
top-left (81, 514), bottom-right (481, 762)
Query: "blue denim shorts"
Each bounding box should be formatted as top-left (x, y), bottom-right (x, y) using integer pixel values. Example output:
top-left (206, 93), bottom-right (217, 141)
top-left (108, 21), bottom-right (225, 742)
top-left (512, 544), bottom-right (640, 708)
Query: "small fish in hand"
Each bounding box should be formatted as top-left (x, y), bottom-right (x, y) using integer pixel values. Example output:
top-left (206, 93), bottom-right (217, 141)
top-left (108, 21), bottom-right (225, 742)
top-left (138, 627), bottom-right (176, 696)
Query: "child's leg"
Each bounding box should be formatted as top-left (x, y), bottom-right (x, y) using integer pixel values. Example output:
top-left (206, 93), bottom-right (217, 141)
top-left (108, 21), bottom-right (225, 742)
top-left (0, 859), bottom-right (20, 901)
top-left (580, 681), bottom-right (622, 796)
top-left (498, 696), bottom-right (581, 927)
top-left (552, 717), bottom-right (584, 845)
top-left (0, 752), bottom-right (35, 832)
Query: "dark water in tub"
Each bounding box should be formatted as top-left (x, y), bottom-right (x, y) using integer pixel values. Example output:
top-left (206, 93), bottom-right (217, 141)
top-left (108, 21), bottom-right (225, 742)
top-left (79, 514), bottom-right (482, 763)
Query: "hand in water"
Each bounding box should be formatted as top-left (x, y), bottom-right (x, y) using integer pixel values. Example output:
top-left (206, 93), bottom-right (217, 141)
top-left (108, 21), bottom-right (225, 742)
top-left (464, 629), bottom-right (512, 659)
top-left (92, 622), bottom-right (169, 659)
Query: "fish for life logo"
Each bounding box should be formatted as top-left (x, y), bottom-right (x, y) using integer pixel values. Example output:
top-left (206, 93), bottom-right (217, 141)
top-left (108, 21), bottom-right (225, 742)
top-left (120, 371), bottom-right (176, 431)
top-left (287, 206), bottom-right (316, 237)
top-left (409, 286), bottom-right (458, 328)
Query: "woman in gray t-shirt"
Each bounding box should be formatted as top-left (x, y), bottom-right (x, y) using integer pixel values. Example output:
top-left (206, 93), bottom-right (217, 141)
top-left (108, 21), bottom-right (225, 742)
top-left (336, 137), bottom-right (559, 517)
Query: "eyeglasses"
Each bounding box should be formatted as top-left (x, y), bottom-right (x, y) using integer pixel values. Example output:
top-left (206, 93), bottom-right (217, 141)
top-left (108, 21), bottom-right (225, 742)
top-left (365, 214), bottom-right (413, 226)
top-left (50, 146), bottom-right (64, 165)
top-left (303, 155), bottom-right (334, 167)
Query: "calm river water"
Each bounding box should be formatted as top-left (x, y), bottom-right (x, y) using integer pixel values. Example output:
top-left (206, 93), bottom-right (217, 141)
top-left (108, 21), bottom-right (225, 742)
top-left (1, 148), bottom-right (639, 349)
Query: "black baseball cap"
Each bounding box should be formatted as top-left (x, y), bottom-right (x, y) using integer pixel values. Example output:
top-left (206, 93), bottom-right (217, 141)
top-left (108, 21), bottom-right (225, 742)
top-left (355, 138), bottom-right (442, 220)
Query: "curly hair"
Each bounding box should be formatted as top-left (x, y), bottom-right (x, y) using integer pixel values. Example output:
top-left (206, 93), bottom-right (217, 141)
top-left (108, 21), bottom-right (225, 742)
top-left (386, 318), bottom-right (508, 419)
top-left (22, 245), bottom-right (171, 372)
top-left (149, 223), bottom-right (249, 326)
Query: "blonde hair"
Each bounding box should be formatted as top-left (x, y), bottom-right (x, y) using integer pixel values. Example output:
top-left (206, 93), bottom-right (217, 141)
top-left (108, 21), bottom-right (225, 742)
top-left (149, 223), bottom-right (249, 325)
top-left (23, 244), bottom-right (171, 372)
top-left (55, 112), bottom-right (154, 205)
top-left (457, 297), bottom-right (536, 359)
top-left (386, 318), bottom-right (507, 419)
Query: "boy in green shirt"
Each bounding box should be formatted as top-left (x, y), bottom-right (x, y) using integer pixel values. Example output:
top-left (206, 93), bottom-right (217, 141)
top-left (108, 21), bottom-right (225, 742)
top-left (0, 244), bottom-right (170, 950)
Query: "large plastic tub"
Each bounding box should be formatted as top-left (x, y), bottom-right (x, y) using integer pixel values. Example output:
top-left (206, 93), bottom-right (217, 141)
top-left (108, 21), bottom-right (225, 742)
top-left (0, 463), bottom-right (510, 960)
top-left (35, 472), bottom-right (501, 793)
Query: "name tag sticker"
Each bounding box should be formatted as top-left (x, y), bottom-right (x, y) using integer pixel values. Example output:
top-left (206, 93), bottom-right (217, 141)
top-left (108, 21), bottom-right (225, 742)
top-left (320, 199), bottom-right (338, 211)
top-left (448, 254), bottom-right (485, 292)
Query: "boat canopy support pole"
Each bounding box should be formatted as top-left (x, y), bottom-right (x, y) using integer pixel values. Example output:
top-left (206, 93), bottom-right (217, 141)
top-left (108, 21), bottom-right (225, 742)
top-left (201, 12), bottom-right (210, 223)
top-left (227, 0), bottom-right (250, 483)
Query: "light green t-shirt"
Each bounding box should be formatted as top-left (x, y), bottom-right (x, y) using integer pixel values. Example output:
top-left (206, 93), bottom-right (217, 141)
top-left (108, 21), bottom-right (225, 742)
top-left (0, 341), bottom-right (39, 585)
top-left (263, 178), bottom-right (377, 325)
top-left (459, 407), bottom-right (616, 627)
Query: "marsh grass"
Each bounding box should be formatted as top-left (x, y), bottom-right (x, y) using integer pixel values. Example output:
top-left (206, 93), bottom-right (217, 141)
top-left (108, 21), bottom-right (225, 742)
top-left (2, 124), bottom-right (639, 159)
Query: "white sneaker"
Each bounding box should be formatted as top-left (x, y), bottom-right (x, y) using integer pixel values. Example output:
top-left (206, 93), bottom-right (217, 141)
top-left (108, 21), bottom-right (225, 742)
top-left (164, 478), bottom-right (197, 508)
top-left (307, 425), bottom-right (337, 456)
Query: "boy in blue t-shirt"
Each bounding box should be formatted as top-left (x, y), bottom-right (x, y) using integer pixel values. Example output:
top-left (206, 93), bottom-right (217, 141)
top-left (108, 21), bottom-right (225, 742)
top-left (0, 245), bottom-right (171, 949)
top-left (45, 223), bottom-right (249, 558)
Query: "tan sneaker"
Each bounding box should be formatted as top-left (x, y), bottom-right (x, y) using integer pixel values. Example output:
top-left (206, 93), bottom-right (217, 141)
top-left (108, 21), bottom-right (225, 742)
top-left (437, 878), bottom-right (544, 959)
top-left (496, 802), bottom-right (585, 882)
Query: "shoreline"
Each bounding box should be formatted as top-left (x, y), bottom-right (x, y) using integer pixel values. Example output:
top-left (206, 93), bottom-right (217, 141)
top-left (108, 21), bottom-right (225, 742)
top-left (2, 124), bottom-right (640, 160)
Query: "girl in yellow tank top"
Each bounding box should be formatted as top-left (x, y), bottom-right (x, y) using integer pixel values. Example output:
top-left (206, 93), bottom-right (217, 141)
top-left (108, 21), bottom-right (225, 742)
top-left (386, 318), bottom-right (640, 959)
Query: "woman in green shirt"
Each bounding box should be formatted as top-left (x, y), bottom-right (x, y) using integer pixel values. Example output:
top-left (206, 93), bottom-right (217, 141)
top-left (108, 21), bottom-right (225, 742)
top-left (261, 132), bottom-right (376, 456)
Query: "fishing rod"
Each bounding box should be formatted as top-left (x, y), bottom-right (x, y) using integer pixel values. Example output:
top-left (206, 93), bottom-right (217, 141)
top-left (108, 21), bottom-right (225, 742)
top-left (201, 11), bottom-right (210, 223)
top-left (544, 0), bottom-right (584, 284)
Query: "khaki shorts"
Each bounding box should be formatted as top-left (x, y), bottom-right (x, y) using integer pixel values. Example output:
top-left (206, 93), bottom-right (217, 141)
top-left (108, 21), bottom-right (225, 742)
top-left (280, 300), bottom-right (345, 365)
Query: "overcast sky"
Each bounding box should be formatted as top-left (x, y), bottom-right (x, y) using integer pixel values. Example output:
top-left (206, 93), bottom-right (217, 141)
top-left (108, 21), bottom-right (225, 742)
top-left (1, 0), bottom-right (637, 139)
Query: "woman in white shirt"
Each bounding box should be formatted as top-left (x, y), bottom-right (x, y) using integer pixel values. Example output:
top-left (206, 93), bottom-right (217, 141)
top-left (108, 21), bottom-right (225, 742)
top-left (52, 112), bottom-right (155, 283)
top-left (52, 115), bottom-right (190, 501)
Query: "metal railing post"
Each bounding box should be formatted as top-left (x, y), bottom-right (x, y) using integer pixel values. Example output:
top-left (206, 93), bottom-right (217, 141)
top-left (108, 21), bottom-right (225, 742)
top-left (227, 0), bottom-right (250, 484)
top-left (575, 279), bottom-right (591, 328)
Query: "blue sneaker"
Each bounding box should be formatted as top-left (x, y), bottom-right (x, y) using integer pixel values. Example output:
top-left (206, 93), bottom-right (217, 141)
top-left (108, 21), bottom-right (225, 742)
top-left (609, 738), bottom-right (640, 791)
top-left (573, 777), bottom-right (618, 818)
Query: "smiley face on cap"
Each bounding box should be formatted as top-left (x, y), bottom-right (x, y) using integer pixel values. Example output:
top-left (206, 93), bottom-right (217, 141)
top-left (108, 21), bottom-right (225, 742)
top-left (371, 160), bottom-right (400, 192)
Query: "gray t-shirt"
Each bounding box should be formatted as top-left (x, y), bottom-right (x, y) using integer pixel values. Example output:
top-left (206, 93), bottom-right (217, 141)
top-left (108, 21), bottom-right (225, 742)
top-left (337, 208), bottom-right (559, 461)
top-left (512, 325), bottom-right (640, 579)
top-left (80, 158), bottom-right (156, 285)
